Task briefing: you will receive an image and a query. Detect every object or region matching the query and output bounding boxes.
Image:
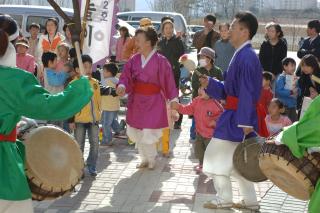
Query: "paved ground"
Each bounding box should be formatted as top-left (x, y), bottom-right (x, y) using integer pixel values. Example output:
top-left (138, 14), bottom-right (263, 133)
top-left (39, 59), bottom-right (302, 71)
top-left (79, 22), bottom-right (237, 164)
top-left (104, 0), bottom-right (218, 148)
top-left (33, 110), bottom-right (309, 213)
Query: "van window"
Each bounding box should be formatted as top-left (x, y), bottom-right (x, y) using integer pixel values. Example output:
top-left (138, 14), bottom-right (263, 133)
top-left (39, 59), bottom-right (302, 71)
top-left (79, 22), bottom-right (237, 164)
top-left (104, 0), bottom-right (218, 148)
top-left (27, 16), bottom-right (59, 33)
top-left (10, 14), bottom-right (23, 28)
top-left (118, 15), bottom-right (129, 21)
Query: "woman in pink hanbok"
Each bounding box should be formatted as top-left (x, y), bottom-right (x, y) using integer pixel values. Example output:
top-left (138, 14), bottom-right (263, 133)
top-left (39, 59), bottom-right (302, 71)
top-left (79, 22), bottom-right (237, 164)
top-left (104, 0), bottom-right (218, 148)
top-left (116, 27), bottom-right (178, 169)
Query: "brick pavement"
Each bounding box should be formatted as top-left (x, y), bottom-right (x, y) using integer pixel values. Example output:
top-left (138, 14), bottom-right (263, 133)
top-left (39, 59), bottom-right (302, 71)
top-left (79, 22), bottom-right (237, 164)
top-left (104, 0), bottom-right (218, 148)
top-left (33, 115), bottom-right (309, 213)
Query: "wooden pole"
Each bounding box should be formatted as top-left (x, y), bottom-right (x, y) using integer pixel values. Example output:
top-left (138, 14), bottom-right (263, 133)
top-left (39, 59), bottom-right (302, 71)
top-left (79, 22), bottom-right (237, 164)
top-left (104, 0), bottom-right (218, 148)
top-left (81, 0), bottom-right (91, 49)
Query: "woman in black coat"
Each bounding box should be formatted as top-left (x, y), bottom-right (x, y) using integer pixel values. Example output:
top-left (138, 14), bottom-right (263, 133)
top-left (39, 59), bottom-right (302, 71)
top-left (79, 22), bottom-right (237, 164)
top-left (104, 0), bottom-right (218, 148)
top-left (158, 20), bottom-right (185, 88)
top-left (158, 19), bottom-right (185, 129)
top-left (259, 22), bottom-right (287, 78)
top-left (297, 54), bottom-right (320, 114)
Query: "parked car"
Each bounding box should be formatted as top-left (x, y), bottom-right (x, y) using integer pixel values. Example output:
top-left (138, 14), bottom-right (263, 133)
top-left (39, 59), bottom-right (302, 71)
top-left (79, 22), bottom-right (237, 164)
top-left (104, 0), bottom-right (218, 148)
top-left (117, 11), bottom-right (191, 48)
top-left (188, 25), bottom-right (204, 38)
top-left (0, 5), bottom-right (73, 37)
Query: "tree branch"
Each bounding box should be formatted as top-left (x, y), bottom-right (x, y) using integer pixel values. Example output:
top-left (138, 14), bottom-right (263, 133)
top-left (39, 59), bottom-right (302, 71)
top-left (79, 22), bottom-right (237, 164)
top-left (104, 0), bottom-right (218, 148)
top-left (47, 0), bottom-right (71, 23)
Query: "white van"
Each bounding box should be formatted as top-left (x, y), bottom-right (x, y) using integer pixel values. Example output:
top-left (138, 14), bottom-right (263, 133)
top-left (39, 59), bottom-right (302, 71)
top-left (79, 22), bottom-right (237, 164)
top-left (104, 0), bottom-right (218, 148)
top-left (0, 5), bottom-right (73, 37)
top-left (117, 11), bottom-right (191, 48)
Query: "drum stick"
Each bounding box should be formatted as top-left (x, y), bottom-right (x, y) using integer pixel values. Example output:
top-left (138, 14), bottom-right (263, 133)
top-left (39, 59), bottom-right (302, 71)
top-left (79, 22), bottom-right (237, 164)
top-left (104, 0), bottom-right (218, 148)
top-left (311, 75), bottom-right (320, 85)
top-left (74, 41), bottom-right (85, 76)
top-left (193, 70), bottom-right (205, 77)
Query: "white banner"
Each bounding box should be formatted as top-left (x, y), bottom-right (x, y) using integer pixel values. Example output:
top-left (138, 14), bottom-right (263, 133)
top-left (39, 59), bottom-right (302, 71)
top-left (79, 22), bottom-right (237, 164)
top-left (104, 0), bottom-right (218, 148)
top-left (81, 0), bottom-right (116, 64)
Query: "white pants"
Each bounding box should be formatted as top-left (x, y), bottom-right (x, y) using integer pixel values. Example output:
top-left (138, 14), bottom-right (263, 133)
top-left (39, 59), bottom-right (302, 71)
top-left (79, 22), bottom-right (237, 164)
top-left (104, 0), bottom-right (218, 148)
top-left (203, 138), bottom-right (258, 205)
top-left (127, 125), bottom-right (163, 163)
top-left (0, 199), bottom-right (33, 213)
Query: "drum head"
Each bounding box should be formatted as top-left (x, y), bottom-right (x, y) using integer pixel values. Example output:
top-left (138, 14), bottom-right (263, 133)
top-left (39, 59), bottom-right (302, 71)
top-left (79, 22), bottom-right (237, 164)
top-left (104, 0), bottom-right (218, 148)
top-left (233, 137), bottom-right (268, 182)
top-left (25, 126), bottom-right (84, 193)
top-left (259, 153), bottom-right (314, 200)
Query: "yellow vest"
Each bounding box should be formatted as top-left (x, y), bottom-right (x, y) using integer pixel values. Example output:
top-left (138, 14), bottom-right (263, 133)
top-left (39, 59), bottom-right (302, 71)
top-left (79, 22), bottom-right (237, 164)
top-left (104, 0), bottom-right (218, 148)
top-left (74, 77), bottom-right (101, 123)
top-left (101, 78), bottom-right (120, 111)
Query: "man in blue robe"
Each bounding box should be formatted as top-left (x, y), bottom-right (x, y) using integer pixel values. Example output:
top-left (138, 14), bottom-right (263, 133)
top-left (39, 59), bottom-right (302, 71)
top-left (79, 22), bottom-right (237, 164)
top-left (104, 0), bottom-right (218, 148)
top-left (200, 11), bottom-right (263, 210)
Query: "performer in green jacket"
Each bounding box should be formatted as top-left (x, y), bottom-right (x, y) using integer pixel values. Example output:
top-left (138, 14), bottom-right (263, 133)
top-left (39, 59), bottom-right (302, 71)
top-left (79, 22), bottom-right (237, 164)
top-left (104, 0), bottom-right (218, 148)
top-left (0, 15), bottom-right (93, 212)
top-left (276, 95), bottom-right (320, 213)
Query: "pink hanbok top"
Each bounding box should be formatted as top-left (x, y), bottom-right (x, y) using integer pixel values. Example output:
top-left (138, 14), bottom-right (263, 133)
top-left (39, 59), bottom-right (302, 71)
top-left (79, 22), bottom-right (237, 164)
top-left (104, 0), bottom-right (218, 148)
top-left (119, 50), bottom-right (178, 129)
top-left (16, 53), bottom-right (36, 73)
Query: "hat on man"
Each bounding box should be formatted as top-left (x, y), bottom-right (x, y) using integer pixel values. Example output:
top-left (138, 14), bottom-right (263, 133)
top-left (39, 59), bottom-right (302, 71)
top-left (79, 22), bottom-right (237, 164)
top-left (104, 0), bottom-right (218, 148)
top-left (198, 47), bottom-right (216, 60)
top-left (139, 18), bottom-right (152, 27)
top-left (15, 38), bottom-right (29, 48)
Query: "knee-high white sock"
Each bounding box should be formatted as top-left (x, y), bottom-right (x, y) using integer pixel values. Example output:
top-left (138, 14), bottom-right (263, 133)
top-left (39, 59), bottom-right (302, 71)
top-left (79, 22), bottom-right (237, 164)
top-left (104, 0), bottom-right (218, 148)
top-left (213, 175), bottom-right (233, 203)
top-left (233, 172), bottom-right (258, 204)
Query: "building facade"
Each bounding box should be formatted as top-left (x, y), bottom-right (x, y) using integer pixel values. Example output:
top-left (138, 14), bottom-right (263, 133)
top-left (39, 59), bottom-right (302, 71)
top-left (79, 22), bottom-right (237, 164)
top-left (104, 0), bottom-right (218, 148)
top-left (118, 0), bottom-right (135, 12)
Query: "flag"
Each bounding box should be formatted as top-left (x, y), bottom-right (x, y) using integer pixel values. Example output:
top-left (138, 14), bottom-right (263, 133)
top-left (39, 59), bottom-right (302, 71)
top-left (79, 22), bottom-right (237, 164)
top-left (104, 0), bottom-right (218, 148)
top-left (81, 0), bottom-right (117, 64)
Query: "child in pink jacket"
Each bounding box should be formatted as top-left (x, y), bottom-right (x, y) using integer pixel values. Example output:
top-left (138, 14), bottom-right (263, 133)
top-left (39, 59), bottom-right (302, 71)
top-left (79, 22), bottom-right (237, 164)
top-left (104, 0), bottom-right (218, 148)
top-left (172, 87), bottom-right (223, 173)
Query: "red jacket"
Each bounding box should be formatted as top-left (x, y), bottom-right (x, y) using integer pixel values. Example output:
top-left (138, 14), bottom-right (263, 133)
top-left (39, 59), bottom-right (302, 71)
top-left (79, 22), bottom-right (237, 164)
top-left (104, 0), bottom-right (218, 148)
top-left (259, 87), bottom-right (274, 113)
top-left (178, 97), bottom-right (223, 138)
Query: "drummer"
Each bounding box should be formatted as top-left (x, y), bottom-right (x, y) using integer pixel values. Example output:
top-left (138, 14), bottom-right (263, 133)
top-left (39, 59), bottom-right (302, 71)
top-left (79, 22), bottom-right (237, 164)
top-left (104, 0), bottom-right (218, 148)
top-left (270, 95), bottom-right (320, 213)
top-left (0, 15), bottom-right (93, 212)
top-left (199, 11), bottom-right (267, 210)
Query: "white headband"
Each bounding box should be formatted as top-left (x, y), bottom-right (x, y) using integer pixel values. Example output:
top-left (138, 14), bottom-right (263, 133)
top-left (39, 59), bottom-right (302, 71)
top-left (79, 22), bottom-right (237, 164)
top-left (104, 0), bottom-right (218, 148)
top-left (8, 29), bottom-right (19, 41)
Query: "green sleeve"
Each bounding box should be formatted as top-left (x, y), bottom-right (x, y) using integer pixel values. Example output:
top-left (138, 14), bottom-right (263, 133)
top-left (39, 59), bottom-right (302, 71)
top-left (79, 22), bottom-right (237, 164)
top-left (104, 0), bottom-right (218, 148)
top-left (281, 96), bottom-right (320, 158)
top-left (281, 96), bottom-right (320, 213)
top-left (17, 74), bottom-right (93, 121)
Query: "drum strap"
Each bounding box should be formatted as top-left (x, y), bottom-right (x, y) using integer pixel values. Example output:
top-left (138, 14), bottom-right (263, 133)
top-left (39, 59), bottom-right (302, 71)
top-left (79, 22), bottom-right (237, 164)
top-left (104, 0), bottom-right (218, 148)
top-left (0, 128), bottom-right (17, 142)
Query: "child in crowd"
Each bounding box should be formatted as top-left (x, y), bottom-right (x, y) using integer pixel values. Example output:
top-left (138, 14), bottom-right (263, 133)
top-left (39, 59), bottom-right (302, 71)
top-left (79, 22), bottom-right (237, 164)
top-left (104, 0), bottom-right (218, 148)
top-left (100, 63), bottom-right (121, 146)
top-left (213, 23), bottom-right (235, 73)
top-left (275, 57), bottom-right (298, 122)
top-left (190, 47), bottom-right (223, 141)
top-left (41, 52), bottom-right (69, 94)
top-left (15, 38), bottom-right (36, 74)
top-left (259, 71), bottom-right (274, 113)
top-left (27, 23), bottom-right (40, 58)
top-left (42, 52), bottom-right (69, 128)
top-left (171, 87), bottom-right (223, 173)
top-left (69, 55), bottom-right (102, 177)
top-left (56, 43), bottom-right (70, 71)
top-left (265, 98), bottom-right (292, 136)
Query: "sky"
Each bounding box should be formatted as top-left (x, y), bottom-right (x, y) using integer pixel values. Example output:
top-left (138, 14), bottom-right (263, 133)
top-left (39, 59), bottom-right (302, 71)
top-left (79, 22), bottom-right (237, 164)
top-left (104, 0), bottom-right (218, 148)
top-left (135, 0), bottom-right (152, 11)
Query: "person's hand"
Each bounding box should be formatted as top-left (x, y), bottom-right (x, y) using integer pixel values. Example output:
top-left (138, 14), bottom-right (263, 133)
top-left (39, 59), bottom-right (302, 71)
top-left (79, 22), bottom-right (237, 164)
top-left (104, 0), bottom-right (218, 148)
top-left (243, 127), bottom-right (254, 135)
top-left (291, 88), bottom-right (299, 97)
top-left (69, 123), bottom-right (76, 131)
top-left (209, 120), bottom-right (216, 127)
top-left (170, 101), bottom-right (179, 110)
top-left (199, 75), bottom-right (209, 88)
top-left (116, 86), bottom-right (126, 97)
top-left (266, 139), bottom-right (276, 144)
top-left (110, 88), bottom-right (118, 97)
top-left (176, 31), bottom-right (182, 38)
top-left (309, 87), bottom-right (318, 99)
top-left (204, 21), bottom-right (214, 35)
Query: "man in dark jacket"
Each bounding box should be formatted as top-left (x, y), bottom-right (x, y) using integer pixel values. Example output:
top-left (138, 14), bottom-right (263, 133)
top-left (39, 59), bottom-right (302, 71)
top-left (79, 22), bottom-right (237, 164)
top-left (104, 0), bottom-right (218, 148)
top-left (297, 20), bottom-right (320, 76)
top-left (192, 14), bottom-right (220, 53)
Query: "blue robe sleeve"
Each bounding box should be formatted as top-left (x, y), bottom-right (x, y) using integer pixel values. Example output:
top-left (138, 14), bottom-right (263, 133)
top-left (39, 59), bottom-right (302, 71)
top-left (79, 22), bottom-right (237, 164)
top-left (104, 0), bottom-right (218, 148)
top-left (47, 70), bottom-right (69, 86)
top-left (205, 77), bottom-right (226, 100)
top-left (236, 62), bottom-right (259, 128)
